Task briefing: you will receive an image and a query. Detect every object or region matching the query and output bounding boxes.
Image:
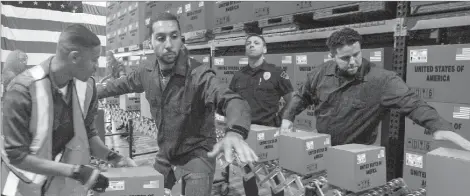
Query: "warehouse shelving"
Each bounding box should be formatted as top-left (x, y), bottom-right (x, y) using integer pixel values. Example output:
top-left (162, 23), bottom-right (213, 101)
top-left (106, 1), bottom-right (470, 182)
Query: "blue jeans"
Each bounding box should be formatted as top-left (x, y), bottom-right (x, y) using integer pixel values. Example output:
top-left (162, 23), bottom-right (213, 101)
top-left (154, 154), bottom-right (216, 196)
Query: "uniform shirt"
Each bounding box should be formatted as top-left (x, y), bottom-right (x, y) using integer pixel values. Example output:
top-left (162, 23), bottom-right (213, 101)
top-left (283, 58), bottom-right (453, 145)
top-left (97, 52), bottom-right (251, 168)
top-left (230, 61), bottom-right (293, 127)
top-left (2, 57), bottom-right (99, 164)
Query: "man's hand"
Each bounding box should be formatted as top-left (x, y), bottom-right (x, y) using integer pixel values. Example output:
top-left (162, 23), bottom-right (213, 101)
top-left (208, 132), bottom-right (259, 163)
top-left (70, 165), bottom-right (109, 193)
top-left (280, 119), bottom-right (294, 134)
top-left (433, 130), bottom-right (470, 151)
top-left (107, 152), bottom-right (138, 167)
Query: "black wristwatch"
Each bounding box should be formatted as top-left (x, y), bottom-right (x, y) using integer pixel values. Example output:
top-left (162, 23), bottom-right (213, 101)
top-left (226, 125), bottom-right (249, 140)
top-left (70, 165), bottom-right (82, 182)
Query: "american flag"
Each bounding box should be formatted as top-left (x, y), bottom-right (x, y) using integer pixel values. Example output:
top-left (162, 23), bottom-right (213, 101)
top-left (453, 106), bottom-right (470, 120)
top-left (1, 1), bottom-right (107, 77)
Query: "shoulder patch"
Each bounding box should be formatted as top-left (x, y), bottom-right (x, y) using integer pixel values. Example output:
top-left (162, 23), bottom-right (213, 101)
top-left (28, 65), bottom-right (47, 81)
top-left (280, 71), bottom-right (290, 80)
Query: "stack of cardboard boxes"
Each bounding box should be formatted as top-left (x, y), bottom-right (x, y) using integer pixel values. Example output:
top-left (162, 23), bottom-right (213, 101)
top-left (106, 2), bottom-right (148, 51)
top-left (403, 44), bottom-right (470, 191)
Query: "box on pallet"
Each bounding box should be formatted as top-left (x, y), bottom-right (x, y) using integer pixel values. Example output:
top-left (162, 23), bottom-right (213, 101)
top-left (279, 131), bottom-right (330, 175)
top-left (116, 26), bottom-right (129, 49)
top-left (126, 2), bottom-right (148, 47)
top-left (98, 166), bottom-right (164, 196)
top-left (120, 93), bottom-right (141, 111)
top-left (116, 2), bottom-right (128, 27)
top-left (407, 44), bottom-right (470, 104)
top-left (253, 1), bottom-right (355, 21)
top-left (140, 92), bottom-right (152, 119)
top-left (213, 1), bottom-right (254, 28)
top-left (180, 1), bottom-right (214, 42)
top-left (106, 1), bottom-right (119, 13)
top-left (212, 56), bottom-right (246, 86)
top-left (404, 101), bottom-right (470, 154)
top-left (402, 150), bottom-right (427, 191)
top-left (426, 147), bottom-right (470, 196)
top-left (313, 2), bottom-right (392, 20)
top-left (410, 1), bottom-right (470, 15)
top-left (245, 125), bottom-right (280, 162)
top-left (106, 31), bottom-right (118, 51)
top-left (326, 144), bottom-right (386, 193)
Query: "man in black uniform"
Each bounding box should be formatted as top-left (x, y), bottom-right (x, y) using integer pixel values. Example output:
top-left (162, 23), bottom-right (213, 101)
top-left (226, 34), bottom-right (293, 194)
top-left (230, 34), bottom-right (294, 127)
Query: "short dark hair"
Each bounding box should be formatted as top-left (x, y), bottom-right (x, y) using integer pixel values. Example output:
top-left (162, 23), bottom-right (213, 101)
top-left (57, 24), bottom-right (101, 56)
top-left (147, 12), bottom-right (181, 39)
top-left (326, 28), bottom-right (363, 55)
top-left (246, 34), bottom-right (266, 46)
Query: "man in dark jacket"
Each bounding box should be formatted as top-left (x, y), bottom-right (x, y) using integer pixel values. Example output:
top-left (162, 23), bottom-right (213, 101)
top-left (97, 13), bottom-right (258, 196)
top-left (281, 28), bottom-right (470, 150)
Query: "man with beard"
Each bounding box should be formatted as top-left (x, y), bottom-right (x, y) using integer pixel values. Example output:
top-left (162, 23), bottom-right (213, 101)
top-left (230, 34), bottom-right (294, 127)
top-left (1, 24), bottom-right (136, 196)
top-left (96, 13), bottom-right (258, 196)
top-left (280, 28), bottom-right (470, 150)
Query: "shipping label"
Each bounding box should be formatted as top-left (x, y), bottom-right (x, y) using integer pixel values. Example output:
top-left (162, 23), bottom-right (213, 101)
top-left (410, 49), bottom-right (428, 63)
top-left (406, 152), bottom-right (423, 169)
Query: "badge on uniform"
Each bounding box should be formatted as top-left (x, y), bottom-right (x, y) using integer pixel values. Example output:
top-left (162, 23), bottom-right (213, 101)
top-left (263, 72), bottom-right (271, 80)
top-left (280, 71), bottom-right (290, 80)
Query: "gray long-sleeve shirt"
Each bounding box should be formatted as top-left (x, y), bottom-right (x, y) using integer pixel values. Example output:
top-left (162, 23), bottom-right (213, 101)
top-left (97, 53), bottom-right (251, 165)
top-left (283, 59), bottom-right (453, 145)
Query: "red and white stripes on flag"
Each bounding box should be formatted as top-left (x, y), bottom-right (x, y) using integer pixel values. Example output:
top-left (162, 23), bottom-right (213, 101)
top-left (1, 1), bottom-right (107, 69)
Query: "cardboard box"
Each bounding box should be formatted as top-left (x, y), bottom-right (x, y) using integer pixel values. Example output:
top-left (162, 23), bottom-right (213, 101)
top-left (426, 147), bottom-right (470, 196)
top-left (116, 26), bottom-right (129, 49)
top-left (253, 2), bottom-right (355, 21)
top-left (326, 144), bottom-right (386, 193)
top-left (213, 1), bottom-right (255, 28)
top-left (245, 125), bottom-right (280, 162)
top-left (407, 44), bottom-right (470, 104)
top-left (279, 131), bottom-right (330, 175)
top-left (98, 166), bottom-right (164, 196)
top-left (313, 2), bottom-right (390, 20)
top-left (126, 2), bottom-right (148, 46)
top-left (180, 1), bottom-right (214, 42)
top-left (293, 52), bottom-right (329, 90)
top-left (106, 31), bottom-right (117, 51)
top-left (404, 102), bottom-right (470, 154)
top-left (402, 150), bottom-right (428, 191)
top-left (361, 48), bottom-right (394, 70)
top-left (106, 1), bottom-right (120, 13)
top-left (116, 2), bottom-right (129, 26)
top-left (410, 1), bottom-right (470, 15)
top-left (140, 92), bottom-right (152, 119)
top-left (294, 108), bottom-right (317, 131)
top-left (212, 56), bottom-right (245, 87)
top-left (189, 55), bottom-right (211, 67)
top-left (213, 117), bottom-right (279, 162)
top-left (120, 93), bottom-right (141, 111)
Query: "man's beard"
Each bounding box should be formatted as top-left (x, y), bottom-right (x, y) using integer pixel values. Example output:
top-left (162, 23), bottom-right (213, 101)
top-left (158, 52), bottom-right (178, 67)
